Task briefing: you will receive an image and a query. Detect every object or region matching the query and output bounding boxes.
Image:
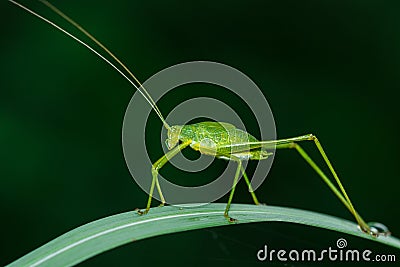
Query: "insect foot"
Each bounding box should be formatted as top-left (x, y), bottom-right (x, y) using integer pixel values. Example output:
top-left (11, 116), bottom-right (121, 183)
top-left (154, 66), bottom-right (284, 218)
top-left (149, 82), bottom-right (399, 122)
top-left (134, 208), bottom-right (149, 216)
top-left (224, 214), bottom-right (237, 223)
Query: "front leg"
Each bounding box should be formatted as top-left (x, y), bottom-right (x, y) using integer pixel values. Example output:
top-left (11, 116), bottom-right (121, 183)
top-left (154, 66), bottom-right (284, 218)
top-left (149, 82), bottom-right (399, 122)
top-left (224, 157), bottom-right (243, 222)
top-left (136, 140), bottom-right (192, 215)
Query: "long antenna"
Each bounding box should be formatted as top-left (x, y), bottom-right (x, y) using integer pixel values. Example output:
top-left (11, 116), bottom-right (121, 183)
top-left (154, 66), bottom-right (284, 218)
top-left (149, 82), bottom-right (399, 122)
top-left (9, 0), bottom-right (171, 130)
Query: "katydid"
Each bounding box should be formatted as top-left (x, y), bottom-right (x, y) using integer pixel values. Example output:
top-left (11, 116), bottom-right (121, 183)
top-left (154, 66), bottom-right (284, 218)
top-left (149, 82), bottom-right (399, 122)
top-left (9, 0), bottom-right (390, 237)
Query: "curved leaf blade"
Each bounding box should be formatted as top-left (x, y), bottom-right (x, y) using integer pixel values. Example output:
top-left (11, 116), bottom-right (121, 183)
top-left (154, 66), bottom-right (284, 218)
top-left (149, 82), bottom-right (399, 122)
top-left (6, 204), bottom-right (400, 266)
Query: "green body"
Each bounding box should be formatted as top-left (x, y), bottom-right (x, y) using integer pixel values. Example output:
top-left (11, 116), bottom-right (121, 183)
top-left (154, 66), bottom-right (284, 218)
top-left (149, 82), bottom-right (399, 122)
top-left (166, 122), bottom-right (270, 160)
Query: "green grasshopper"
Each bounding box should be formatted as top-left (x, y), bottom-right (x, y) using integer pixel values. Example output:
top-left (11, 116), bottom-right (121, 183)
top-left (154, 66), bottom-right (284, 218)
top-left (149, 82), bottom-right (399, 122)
top-left (10, 0), bottom-right (390, 237)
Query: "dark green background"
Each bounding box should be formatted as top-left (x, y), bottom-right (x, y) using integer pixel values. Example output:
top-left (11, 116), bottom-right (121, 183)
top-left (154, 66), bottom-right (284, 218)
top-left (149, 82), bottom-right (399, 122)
top-left (1, 0), bottom-right (399, 266)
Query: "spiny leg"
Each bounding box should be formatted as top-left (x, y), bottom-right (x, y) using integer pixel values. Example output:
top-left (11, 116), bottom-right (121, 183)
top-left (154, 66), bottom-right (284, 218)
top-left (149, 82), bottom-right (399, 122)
top-left (277, 143), bottom-right (350, 206)
top-left (217, 151), bottom-right (261, 221)
top-left (273, 137), bottom-right (369, 234)
top-left (137, 140), bottom-right (192, 215)
top-left (224, 158), bottom-right (242, 222)
top-left (215, 150), bottom-right (261, 206)
top-left (239, 164), bottom-right (260, 205)
top-left (221, 134), bottom-right (370, 234)
top-left (223, 157), bottom-right (264, 220)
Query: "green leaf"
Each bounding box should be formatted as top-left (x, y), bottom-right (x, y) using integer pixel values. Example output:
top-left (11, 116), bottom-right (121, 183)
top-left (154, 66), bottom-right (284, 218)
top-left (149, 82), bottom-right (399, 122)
top-left (6, 204), bottom-right (400, 266)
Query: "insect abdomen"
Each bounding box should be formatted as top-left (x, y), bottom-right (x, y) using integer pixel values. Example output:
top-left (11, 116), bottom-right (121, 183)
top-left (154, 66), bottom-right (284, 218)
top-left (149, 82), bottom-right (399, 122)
top-left (179, 122), bottom-right (260, 155)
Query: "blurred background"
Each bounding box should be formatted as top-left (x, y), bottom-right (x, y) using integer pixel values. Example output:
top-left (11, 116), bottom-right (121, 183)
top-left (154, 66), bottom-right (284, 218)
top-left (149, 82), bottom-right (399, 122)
top-left (1, 0), bottom-right (399, 266)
